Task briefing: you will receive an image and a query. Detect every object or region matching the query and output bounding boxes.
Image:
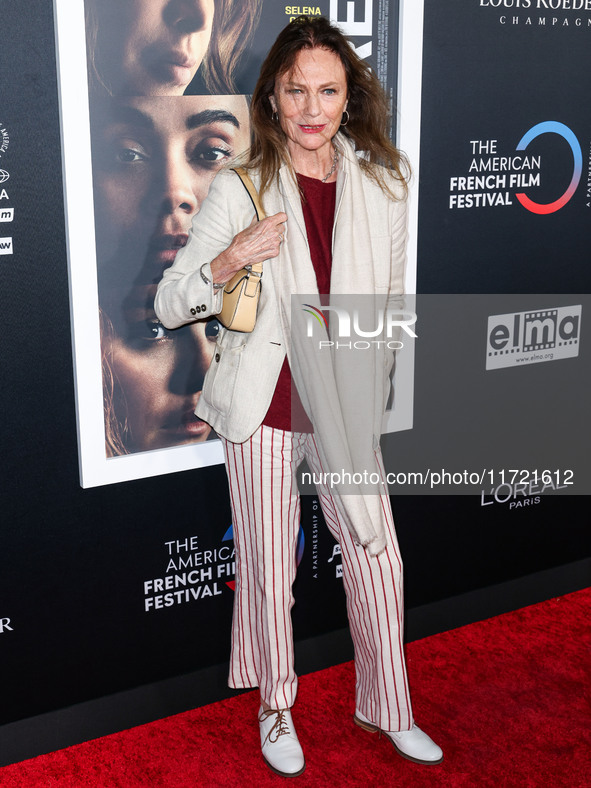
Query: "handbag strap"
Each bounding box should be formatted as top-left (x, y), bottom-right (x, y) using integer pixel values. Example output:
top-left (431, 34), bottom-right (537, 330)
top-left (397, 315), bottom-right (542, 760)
top-left (232, 166), bottom-right (266, 220)
top-left (231, 166), bottom-right (266, 277)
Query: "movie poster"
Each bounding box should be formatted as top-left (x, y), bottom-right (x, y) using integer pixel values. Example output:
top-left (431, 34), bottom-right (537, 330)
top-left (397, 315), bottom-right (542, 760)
top-left (54, 0), bottom-right (407, 487)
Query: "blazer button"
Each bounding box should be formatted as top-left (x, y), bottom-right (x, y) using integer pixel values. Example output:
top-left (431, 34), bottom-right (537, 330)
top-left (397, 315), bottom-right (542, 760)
top-left (215, 353), bottom-right (220, 362)
top-left (201, 304), bottom-right (206, 310)
top-left (190, 308), bottom-right (196, 315)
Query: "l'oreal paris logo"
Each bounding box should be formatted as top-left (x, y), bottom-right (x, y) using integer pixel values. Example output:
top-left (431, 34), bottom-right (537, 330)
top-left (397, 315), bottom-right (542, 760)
top-left (303, 304), bottom-right (417, 350)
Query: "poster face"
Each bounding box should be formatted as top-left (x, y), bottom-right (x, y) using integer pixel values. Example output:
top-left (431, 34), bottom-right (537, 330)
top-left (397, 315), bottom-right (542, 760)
top-left (92, 94), bottom-right (251, 460)
top-left (54, 0), bottom-right (411, 487)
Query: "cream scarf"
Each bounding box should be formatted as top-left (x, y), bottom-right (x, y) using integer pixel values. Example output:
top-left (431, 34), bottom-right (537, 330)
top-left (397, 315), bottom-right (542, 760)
top-left (262, 135), bottom-right (393, 556)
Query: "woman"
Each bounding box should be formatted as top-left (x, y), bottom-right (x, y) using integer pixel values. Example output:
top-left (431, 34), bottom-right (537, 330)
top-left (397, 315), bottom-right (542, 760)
top-left (85, 0), bottom-right (262, 97)
top-left (155, 16), bottom-right (443, 777)
top-left (100, 295), bottom-right (219, 455)
top-left (92, 95), bottom-right (250, 455)
top-left (91, 95), bottom-right (250, 269)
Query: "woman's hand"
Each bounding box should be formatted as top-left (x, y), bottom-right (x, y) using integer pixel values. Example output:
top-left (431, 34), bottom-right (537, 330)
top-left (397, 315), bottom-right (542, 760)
top-left (209, 212), bottom-right (287, 285)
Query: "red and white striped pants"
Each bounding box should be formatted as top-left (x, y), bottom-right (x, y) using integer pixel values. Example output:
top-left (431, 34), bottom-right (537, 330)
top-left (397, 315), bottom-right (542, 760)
top-left (220, 424), bottom-right (413, 732)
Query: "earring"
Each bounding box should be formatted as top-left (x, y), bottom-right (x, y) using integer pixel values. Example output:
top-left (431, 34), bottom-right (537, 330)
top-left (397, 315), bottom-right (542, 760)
top-left (340, 109), bottom-right (350, 126)
top-left (272, 111), bottom-right (279, 122)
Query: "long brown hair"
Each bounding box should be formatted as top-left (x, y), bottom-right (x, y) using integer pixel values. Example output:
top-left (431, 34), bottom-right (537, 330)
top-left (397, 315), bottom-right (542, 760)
top-left (248, 15), bottom-right (409, 200)
top-left (200, 0), bottom-right (262, 94)
top-left (99, 308), bottom-right (130, 457)
top-left (85, 0), bottom-right (262, 96)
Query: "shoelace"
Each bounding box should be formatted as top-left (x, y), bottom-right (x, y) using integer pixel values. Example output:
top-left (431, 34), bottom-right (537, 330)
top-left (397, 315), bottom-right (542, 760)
top-left (260, 708), bottom-right (291, 744)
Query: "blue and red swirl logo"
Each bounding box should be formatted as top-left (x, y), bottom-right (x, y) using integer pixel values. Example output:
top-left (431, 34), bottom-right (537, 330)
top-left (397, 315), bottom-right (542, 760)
top-left (515, 121), bottom-right (582, 214)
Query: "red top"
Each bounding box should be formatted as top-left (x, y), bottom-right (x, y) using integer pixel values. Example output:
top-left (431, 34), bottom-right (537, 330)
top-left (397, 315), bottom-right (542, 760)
top-left (262, 173), bottom-right (336, 432)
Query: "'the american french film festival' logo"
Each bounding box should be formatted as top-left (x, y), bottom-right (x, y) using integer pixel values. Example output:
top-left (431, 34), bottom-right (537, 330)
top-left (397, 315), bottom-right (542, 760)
top-left (486, 304), bottom-right (581, 369)
top-left (303, 303), bottom-right (417, 350)
top-left (143, 527), bottom-right (305, 612)
top-left (143, 533), bottom-right (234, 612)
top-left (449, 121), bottom-right (583, 214)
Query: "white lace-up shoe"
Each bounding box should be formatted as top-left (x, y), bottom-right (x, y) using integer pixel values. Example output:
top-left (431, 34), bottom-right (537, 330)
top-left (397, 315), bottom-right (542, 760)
top-left (354, 710), bottom-right (443, 765)
top-left (259, 707), bottom-right (306, 777)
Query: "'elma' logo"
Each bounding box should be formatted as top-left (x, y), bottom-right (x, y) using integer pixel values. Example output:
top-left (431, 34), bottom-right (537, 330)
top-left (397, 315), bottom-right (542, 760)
top-left (486, 305), bottom-right (581, 370)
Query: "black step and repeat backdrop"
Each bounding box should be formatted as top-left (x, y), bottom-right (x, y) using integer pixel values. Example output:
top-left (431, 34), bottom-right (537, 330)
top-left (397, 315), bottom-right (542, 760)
top-left (0, 0), bottom-right (589, 758)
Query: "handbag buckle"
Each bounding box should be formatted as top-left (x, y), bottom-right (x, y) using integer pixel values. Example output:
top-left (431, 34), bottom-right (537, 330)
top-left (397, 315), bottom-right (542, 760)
top-left (244, 264), bottom-right (262, 278)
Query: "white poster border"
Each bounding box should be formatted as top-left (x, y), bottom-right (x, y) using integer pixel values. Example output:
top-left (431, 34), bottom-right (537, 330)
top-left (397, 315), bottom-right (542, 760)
top-left (53, 0), bottom-right (225, 488)
top-left (53, 0), bottom-right (423, 487)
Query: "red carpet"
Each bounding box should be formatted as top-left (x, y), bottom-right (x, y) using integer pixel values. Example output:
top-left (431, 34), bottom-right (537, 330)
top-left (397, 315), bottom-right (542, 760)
top-left (2, 588), bottom-right (590, 786)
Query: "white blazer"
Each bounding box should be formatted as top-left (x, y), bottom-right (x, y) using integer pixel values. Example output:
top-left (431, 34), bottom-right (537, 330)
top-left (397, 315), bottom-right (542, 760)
top-left (155, 138), bottom-right (407, 444)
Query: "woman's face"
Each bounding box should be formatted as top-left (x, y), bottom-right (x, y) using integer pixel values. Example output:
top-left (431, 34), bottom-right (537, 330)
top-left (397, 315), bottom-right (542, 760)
top-left (99, 0), bottom-right (215, 95)
top-left (271, 47), bottom-right (348, 165)
top-left (93, 94), bottom-right (250, 270)
top-left (104, 283), bottom-right (218, 452)
top-left (94, 94), bottom-right (249, 454)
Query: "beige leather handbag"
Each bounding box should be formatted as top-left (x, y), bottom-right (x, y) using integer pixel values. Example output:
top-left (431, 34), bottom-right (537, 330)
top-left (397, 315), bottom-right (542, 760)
top-left (218, 167), bottom-right (266, 333)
